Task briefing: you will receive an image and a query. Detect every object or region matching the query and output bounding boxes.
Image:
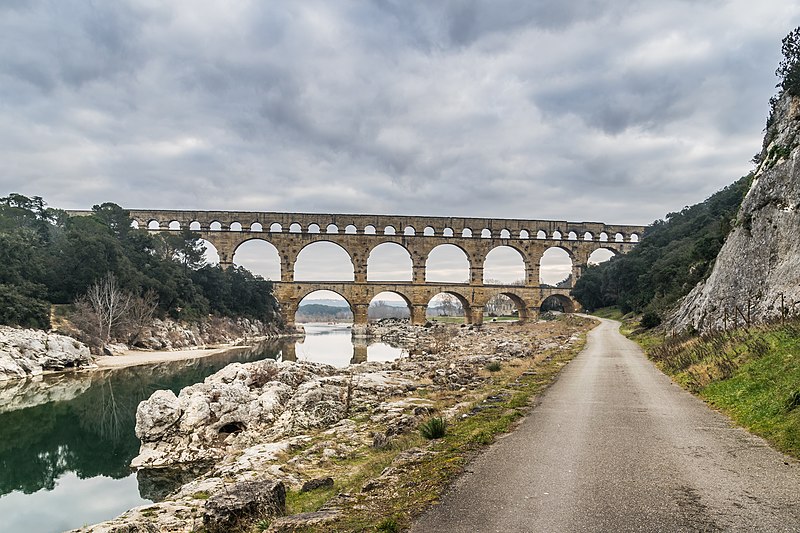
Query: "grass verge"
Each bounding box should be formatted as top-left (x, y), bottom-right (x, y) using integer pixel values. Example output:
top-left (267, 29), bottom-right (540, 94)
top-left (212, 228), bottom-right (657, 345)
top-left (630, 320), bottom-right (800, 459)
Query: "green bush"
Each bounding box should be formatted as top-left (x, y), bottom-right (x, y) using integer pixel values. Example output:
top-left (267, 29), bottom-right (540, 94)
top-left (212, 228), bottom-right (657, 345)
top-left (485, 361), bottom-right (502, 372)
top-left (419, 417), bottom-right (447, 440)
top-left (0, 194), bottom-right (280, 329)
top-left (777, 26), bottom-right (800, 97)
top-left (640, 312), bottom-right (662, 329)
top-left (376, 517), bottom-right (400, 532)
top-left (786, 390), bottom-right (800, 412)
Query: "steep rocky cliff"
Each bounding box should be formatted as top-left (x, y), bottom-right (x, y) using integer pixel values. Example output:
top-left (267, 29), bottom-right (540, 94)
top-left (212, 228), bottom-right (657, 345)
top-left (671, 93), bottom-right (800, 331)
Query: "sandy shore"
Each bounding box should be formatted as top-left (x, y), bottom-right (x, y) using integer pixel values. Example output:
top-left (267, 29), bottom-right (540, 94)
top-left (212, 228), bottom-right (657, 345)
top-left (94, 345), bottom-right (248, 369)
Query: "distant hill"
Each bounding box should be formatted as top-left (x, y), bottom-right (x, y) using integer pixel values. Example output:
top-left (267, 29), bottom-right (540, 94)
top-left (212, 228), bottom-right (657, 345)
top-left (295, 303), bottom-right (353, 322)
top-left (300, 299), bottom-right (351, 308)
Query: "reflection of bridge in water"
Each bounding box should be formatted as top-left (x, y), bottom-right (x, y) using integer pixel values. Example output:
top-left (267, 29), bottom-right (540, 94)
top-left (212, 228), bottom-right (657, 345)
top-left (280, 335), bottom-right (369, 365)
top-left (117, 210), bottom-right (644, 328)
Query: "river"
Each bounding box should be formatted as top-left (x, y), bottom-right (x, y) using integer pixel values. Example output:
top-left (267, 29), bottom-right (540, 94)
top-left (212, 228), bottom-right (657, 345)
top-left (0, 324), bottom-right (405, 533)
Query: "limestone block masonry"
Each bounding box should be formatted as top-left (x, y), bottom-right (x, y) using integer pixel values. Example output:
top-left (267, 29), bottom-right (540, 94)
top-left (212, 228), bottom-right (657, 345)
top-left (68, 209), bottom-right (644, 327)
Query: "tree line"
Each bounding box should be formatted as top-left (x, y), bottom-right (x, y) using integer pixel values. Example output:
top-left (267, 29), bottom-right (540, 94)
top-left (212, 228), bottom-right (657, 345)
top-left (0, 194), bottom-right (280, 331)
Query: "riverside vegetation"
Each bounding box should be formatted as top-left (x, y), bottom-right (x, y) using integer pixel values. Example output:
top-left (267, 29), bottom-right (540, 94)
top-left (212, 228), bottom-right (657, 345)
top-left (0, 195), bottom-right (282, 367)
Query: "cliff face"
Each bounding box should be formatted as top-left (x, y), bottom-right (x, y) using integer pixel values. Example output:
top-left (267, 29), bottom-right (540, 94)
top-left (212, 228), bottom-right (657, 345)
top-left (671, 93), bottom-right (800, 331)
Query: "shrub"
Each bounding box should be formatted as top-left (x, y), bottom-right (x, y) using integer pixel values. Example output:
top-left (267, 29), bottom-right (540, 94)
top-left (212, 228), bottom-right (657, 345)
top-left (419, 417), bottom-right (447, 440)
top-left (786, 390), bottom-right (800, 412)
top-left (640, 311), bottom-right (662, 329)
top-left (485, 361), bottom-right (502, 372)
top-left (376, 517), bottom-right (400, 532)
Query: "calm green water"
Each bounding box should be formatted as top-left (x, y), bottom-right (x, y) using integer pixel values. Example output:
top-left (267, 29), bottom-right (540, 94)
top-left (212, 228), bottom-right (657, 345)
top-left (0, 326), bottom-right (404, 533)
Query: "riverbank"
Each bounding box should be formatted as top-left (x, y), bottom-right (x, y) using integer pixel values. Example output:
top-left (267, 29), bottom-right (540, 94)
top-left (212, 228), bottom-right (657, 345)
top-left (95, 345), bottom-right (252, 369)
top-left (74, 315), bottom-right (595, 532)
top-left (0, 314), bottom-right (298, 381)
top-left (0, 325), bottom-right (93, 381)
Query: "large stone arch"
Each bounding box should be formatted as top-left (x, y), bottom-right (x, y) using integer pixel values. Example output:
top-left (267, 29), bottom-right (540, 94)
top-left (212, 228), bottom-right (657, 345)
top-left (366, 287), bottom-right (413, 307)
top-left (425, 243), bottom-right (472, 283)
top-left (425, 288), bottom-right (478, 324)
top-left (292, 288), bottom-right (355, 321)
top-left (538, 246), bottom-right (575, 287)
top-left (231, 237), bottom-right (282, 280)
top-left (366, 289), bottom-right (413, 321)
top-left (294, 240), bottom-right (355, 282)
top-left (231, 235), bottom-right (281, 255)
top-left (476, 289), bottom-right (532, 322)
top-left (482, 244), bottom-right (528, 285)
top-left (497, 290), bottom-right (530, 321)
top-left (540, 294), bottom-right (576, 313)
top-left (366, 242), bottom-right (413, 282)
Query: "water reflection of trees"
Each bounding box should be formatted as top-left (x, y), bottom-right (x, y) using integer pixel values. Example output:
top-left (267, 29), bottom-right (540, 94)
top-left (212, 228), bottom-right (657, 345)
top-left (0, 341), bottom-right (284, 497)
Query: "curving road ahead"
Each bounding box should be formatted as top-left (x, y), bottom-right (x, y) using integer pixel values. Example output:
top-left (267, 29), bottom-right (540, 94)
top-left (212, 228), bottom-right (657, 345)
top-left (411, 318), bottom-right (800, 532)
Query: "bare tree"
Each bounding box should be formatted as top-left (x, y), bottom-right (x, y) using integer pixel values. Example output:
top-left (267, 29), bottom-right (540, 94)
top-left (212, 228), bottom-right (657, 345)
top-left (122, 289), bottom-right (159, 345)
top-left (438, 294), bottom-right (462, 317)
top-left (80, 273), bottom-right (132, 344)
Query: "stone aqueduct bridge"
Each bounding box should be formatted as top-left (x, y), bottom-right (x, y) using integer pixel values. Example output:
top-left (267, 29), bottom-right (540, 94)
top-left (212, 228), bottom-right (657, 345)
top-left (120, 210), bottom-right (645, 327)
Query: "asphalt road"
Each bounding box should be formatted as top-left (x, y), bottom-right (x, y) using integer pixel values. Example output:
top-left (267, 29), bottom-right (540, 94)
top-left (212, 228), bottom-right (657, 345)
top-left (410, 318), bottom-right (800, 532)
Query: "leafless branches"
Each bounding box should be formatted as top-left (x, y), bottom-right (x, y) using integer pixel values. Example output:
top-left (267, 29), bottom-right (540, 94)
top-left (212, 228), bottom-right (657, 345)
top-left (73, 273), bottom-right (160, 348)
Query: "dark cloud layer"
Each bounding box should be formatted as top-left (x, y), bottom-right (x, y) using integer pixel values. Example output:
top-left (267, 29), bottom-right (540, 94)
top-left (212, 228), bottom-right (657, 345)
top-left (2, 0), bottom-right (799, 225)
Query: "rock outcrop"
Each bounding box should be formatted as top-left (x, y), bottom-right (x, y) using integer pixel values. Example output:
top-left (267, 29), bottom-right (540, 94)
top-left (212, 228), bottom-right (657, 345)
top-left (671, 93), bottom-right (800, 331)
top-left (131, 359), bottom-right (417, 469)
top-left (0, 325), bottom-right (93, 381)
top-left (112, 316), bottom-right (285, 353)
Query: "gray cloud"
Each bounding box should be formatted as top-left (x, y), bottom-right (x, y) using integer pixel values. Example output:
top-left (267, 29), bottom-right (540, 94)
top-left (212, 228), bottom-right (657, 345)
top-left (2, 0), bottom-right (799, 229)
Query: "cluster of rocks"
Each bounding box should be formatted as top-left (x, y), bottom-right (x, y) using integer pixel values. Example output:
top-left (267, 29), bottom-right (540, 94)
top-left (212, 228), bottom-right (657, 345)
top-left (131, 359), bottom-right (418, 469)
top-left (77, 320), bottom-right (585, 532)
top-left (361, 318), bottom-right (422, 344)
top-left (123, 316), bottom-right (285, 352)
top-left (0, 325), bottom-right (94, 381)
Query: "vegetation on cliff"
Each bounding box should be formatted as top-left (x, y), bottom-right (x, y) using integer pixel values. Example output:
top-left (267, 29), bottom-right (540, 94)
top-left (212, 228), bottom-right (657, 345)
top-left (571, 176), bottom-right (750, 322)
top-left (0, 193), bottom-right (279, 330)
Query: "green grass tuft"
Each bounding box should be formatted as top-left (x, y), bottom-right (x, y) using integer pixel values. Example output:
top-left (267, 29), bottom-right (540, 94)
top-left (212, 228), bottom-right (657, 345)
top-left (376, 516), bottom-right (401, 532)
top-left (485, 361), bottom-right (502, 372)
top-left (419, 417), bottom-right (447, 440)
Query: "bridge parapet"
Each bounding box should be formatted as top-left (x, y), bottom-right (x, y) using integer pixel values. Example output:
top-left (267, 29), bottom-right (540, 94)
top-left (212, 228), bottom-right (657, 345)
top-left (123, 209), bottom-right (645, 242)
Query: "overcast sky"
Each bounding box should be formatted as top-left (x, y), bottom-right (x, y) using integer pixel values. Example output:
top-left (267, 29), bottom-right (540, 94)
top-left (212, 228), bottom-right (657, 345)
top-left (3, 0), bottom-right (799, 226)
